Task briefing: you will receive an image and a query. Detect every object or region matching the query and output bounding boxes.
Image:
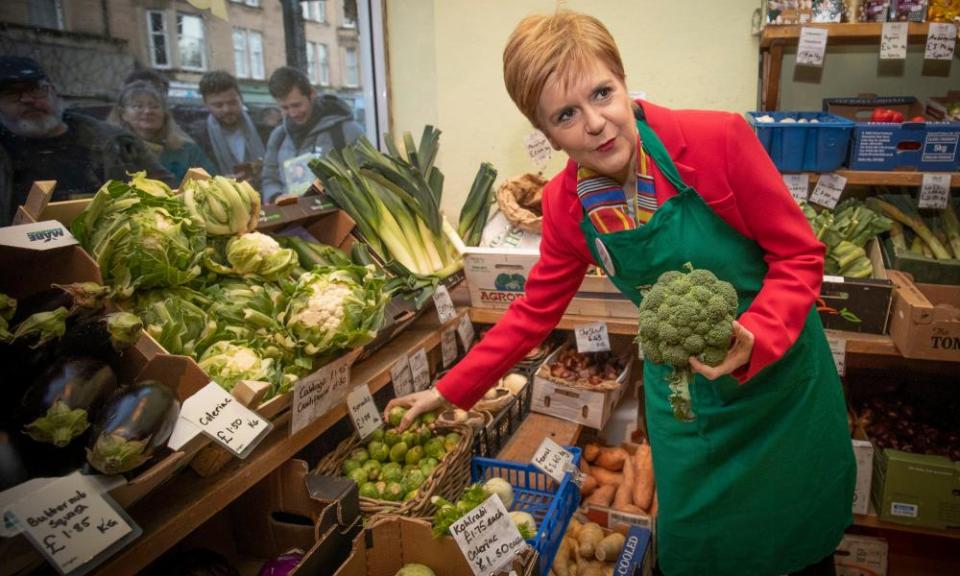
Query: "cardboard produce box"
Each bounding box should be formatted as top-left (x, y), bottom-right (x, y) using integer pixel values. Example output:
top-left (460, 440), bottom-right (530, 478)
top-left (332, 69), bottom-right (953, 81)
top-left (882, 238), bottom-right (960, 286)
top-left (852, 439), bottom-right (875, 516)
top-left (823, 96), bottom-right (960, 172)
top-left (887, 270), bottom-right (960, 362)
top-left (834, 534), bottom-right (888, 576)
top-left (871, 448), bottom-right (960, 530)
top-left (532, 344), bottom-right (634, 430)
top-left (464, 246), bottom-right (637, 318)
top-left (818, 239), bottom-right (894, 334)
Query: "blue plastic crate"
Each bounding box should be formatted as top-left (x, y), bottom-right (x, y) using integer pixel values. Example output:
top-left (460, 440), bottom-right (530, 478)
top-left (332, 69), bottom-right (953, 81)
top-left (471, 448), bottom-right (581, 576)
top-left (746, 111), bottom-right (854, 172)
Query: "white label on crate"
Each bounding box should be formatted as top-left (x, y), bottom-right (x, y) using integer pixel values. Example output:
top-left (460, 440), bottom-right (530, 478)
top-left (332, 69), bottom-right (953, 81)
top-left (531, 438), bottom-right (575, 484)
top-left (347, 384), bottom-right (382, 440)
top-left (390, 357), bottom-right (414, 397)
top-left (890, 502), bottom-right (919, 518)
top-left (291, 355), bottom-right (352, 436)
top-left (450, 494), bottom-right (528, 576)
top-left (457, 314), bottom-right (476, 349)
top-left (0, 220), bottom-right (77, 250)
top-left (575, 322), bottom-right (611, 353)
top-left (797, 27), bottom-right (828, 67)
top-left (409, 348), bottom-right (431, 392)
top-left (433, 285), bottom-right (457, 324)
top-left (925, 23), bottom-right (957, 60)
top-left (880, 22), bottom-right (908, 60)
top-left (810, 173), bottom-right (847, 209)
top-left (523, 130), bottom-right (553, 170)
top-left (783, 174), bottom-right (810, 203)
top-left (608, 510), bottom-right (654, 530)
top-left (179, 382), bottom-right (272, 457)
top-left (828, 336), bottom-right (847, 377)
top-left (441, 328), bottom-right (458, 368)
top-left (823, 274), bottom-right (845, 284)
top-left (7, 472), bottom-right (139, 576)
top-left (919, 174), bottom-right (951, 209)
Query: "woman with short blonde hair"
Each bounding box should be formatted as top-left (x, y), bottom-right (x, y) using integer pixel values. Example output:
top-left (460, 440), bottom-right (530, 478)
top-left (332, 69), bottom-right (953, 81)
top-left (390, 11), bottom-right (854, 576)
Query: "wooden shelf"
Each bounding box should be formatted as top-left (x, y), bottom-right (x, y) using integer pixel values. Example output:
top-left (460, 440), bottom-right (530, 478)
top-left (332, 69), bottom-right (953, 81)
top-left (808, 170), bottom-right (960, 187)
top-left (470, 307), bottom-right (901, 357)
top-left (854, 513), bottom-right (960, 541)
top-left (497, 413), bottom-right (583, 463)
top-left (760, 22), bottom-right (934, 48)
top-left (90, 311), bottom-right (462, 576)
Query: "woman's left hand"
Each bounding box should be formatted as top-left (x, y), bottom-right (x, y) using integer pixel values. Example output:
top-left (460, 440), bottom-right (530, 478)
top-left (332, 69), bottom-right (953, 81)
top-left (688, 320), bottom-right (755, 381)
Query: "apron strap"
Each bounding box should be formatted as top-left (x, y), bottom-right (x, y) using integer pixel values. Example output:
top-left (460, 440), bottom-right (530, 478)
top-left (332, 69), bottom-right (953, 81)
top-left (635, 117), bottom-right (692, 195)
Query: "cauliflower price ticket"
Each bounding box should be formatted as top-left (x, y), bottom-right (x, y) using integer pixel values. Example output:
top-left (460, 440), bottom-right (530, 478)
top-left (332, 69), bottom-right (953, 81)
top-left (7, 472), bottom-right (140, 576)
top-left (450, 494), bottom-right (528, 576)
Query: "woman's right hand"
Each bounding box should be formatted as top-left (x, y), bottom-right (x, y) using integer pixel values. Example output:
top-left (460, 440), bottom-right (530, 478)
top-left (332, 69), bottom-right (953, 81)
top-left (384, 388), bottom-right (449, 431)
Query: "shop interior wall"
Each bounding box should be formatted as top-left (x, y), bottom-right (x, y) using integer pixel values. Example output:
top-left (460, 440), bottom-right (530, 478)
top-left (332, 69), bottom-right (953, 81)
top-left (386, 0), bottom-right (762, 221)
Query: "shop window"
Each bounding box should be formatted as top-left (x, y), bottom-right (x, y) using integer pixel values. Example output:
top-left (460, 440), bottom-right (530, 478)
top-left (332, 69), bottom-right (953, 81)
top-left (344, 46), bottom-right (359, 87)
top-left (249, 31), bottom-right (265, 80)
top-left (341, 0), bottom-right (357, 28)
top-left (28, 0), bottom-right (64, 30)
top-left (318, 44), bottom-right (330, 85)
top-left (146, 10), bottom-right (171, 69)
top-left (306, 41), bottom-right (318, 84)
top-left (177, 13), bottom-right (207, 71)
top-left (232, 28), bottom-right (248, 78)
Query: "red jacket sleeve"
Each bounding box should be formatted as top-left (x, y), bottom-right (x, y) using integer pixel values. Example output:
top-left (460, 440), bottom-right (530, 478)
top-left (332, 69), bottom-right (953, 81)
top-left (436, 179), bottom-right (589, 409)
top-left (724, 114), bottom-right (825, 382)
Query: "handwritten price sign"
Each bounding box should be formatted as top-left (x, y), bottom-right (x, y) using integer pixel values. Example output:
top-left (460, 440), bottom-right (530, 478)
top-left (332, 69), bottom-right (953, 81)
top-left (574, 322), bottom-right (611, 353)
top-left (180, 382), bottom-right (271, 457)
top-left (797, 27), bottom-right (828, 67)
top-left (925, 23), bottom-right (957, 61)
top-left (532, 438), bottom-right (576, 484)
top-left (450, 494), bottom-right (528, 576)
top-left (347, 384), bottom-right (383, 440)
top-left (880, 22), bottom-right (908, 60)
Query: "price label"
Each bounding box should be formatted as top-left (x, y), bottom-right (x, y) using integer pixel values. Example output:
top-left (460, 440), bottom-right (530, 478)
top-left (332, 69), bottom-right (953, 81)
top-left (783, 174), bottom-right (810, 203)
top-left (919, 174), bottom-right (951, 209)
top-left (449, 494), bottom-right (528, 576)
top-left (531, 438), bottom-right (575, 484)
top-left (180, 382), bottom-right (272, 457)
top-left (608, 510), bottom-right (654, 530)
top-left (523, 130), bottom-right (553, 170)
top-left (574, 322), bottom-right (611, 353)
top-left (7, 472), bottom-right (140, 576)
top-left (409, 348), bottom-right (431, 392)
top-left (291, 354), bottom-right (352, 435)
top-left (797, 27), bottom-right (828, 67)
top-left (390, 357), bottom-right (414, 397)
top-left (433, 285), bottom-right (457, 324)
top-left (880, 22), bottom-right (908, 60)
top-left (441, 328), bottom-right (458, 368)
top-left (457, 314), bottom-right (476, 349)
top-left (809, 173), bottom-right (847, 209)
top-left (347, 384), bottom-right (382, 440)
top-left (828, 336), bottom-right (846, 377)
top-left (925, 23), bottom-right (957, 61)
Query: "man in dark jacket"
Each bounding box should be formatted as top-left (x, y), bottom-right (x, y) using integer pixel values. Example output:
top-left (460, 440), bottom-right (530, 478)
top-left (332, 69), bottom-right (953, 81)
top-left (0, 57), bottom-right (173, 225)
top-left (261, 66), bottom-right (364, 202)
top-left (195, 70), bottom-right (265, 183)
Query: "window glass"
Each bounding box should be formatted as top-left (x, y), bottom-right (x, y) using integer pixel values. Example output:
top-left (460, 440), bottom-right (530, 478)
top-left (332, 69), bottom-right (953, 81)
top-left (232, 29), bottom-right (248, 78)
top-left (306, 41), bottom-right (318, 84)
top-left (147, 11), bottom-right (170, 68)
top-left (344, 47), bottom-right (359, 87)
top-left (177, 13), bottom-right (206, 71)
top-left (249, 31), bottom-right (264, 80)
top-left (318, 44), bottom-right (330, 86)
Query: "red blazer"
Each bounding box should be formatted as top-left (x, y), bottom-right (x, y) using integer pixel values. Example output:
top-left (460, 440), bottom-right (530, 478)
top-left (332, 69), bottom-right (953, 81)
top-left (437, 101), bottom-right (825, 409)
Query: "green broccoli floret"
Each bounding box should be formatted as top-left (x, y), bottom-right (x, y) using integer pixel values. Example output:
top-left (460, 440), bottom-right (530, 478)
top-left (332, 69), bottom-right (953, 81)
top-left (634, 262), bottom-right (739, 422)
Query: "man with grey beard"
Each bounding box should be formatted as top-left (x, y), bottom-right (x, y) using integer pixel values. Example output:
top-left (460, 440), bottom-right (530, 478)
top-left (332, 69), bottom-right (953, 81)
top-left (0, 57), bottom-right (173, 225)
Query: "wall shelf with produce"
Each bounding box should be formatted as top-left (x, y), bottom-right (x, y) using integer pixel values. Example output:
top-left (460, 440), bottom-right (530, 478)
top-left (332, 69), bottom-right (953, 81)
top-left (806, 170), bottom-right (960, 187)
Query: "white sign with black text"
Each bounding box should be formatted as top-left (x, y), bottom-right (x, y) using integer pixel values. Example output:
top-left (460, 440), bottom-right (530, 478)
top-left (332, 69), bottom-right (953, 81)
top-left (828, 336), bottom-right (847, 377)
top-left (797, 27), bottom-right (828, 67)
top-left (441, 328), bottom-right (458, 368)
top-left (575, 322), bottom-right (611, 353)
top-left (810, 173), bottom-right (847, 209)
top-left (919, 174), bottom-right (951, 210)
top-left (8, 472), bottom-right (140, 576)
top-left (347, 384), bottom-right (383, 440)
top-left (457, 314), bottom-right (476, 349)
top-left (880, 22), bottom-right (908, 60)
top-left (180, 382), bottom-right (271, 457)
top-left (409, 348), bottom-right (431, 392)
top-left (783, 174), bottom-right (810, 203)
top-left (390, 357), bottom-right (414, 397)
top-left (925, 23), bottom-right (957, 60)
top-left (449, 494), bottom-right (528, 576)
top-left (291, 355), bottom-right (352, 435)
top-left (524, 131), bottom-right (553, 170)
top-left (433, 285), bottom-right (457, 324)
top-left (532, 437), bottom-right (576, 484)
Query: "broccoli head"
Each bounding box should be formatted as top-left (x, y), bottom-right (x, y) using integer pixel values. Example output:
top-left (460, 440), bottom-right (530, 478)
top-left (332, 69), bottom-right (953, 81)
top-left (635, 262), bottom-right (739, 421)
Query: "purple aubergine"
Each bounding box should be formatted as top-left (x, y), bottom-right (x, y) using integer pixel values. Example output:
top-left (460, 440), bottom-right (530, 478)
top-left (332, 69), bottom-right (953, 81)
top-left (60, 311), bottom-right (143, 363)
top-left (19, 356), bottom-right (118, 448)
top-left (86, 380), bottom-right (180, 475)
top-left (11, 282), bottom-right (110, 326)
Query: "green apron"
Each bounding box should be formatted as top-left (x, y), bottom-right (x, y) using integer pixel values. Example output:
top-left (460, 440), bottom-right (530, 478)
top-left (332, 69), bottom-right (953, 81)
top-left (580, 119), bottom-right (855, 575)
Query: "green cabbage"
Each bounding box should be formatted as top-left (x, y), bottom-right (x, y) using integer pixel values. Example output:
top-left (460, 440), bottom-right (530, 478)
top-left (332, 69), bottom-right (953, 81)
top-left (70, 176), bottom-right (206, 298)
top-left (182, 175), bottom-right (260, 236)
top-left (285, 265), bottom-right (388, 357)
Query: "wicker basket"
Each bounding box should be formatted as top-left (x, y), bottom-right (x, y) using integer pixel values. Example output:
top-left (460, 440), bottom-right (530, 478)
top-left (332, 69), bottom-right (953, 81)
top-left (314, 422), bottom-right (473, 518)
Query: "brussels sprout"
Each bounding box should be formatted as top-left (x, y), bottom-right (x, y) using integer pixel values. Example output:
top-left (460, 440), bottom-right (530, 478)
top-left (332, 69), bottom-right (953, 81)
top-left (424, 438), bottom-right (445, 460)
top-left (384, 482), bottom-right (405, 502)
top-left (405, 445), bottom-right (424, 466)
top-left (418, 426), bottom-right (433, 446)
top-left (368, 428), bottom-right (384, 443)
top-left (388, 406), bottom-right (407, 427)
top-left (400, 431), bottom-right (417, 447)
top-left (362, 460), bottom-right (381, 481)
top-left (348, 468), bottom-right (368, 485)
top-left (367, 441), bottom-right (389, 462)
top-left (383, 429), bottom-right (401, 447)
top-left (350, 448), bottom-right (370, 464)
top-left (420, 458), bottom-right (438, 476)
top-left (404, 469), bottom-right (426, 491)
top-left (403, 489), bottom-right (419, 502)
top-left (381, 465), bottom-right (403, 483)
top-left (389, 442), bottom-right (408, 463)
top-left (359, 482), bottom-right (380, 499)
top-left (443, 432), bottom-right (461, 451)
top-left (342, 459), bottom-right (362, 475)
top-left (421, 411), bottom-right (437, 425)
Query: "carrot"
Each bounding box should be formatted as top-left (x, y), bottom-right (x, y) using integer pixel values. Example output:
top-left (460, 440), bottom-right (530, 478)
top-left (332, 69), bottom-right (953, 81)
top-left (593, 447), bottom-right (627, 471)
top-left (632, 443), bottom-right (655, 511)
top-left (580, 459), bottom-right (592, 475)
top-left (612, 453), bottom-right (634, 511)
top-left (580, 474), bottom-right (599, 497)
top-left (589, 467), bottom-right (623, 485)
top-left (585, 484), bottom-right (616, 507)
top-left (583, 443), bottom-right (600, 463)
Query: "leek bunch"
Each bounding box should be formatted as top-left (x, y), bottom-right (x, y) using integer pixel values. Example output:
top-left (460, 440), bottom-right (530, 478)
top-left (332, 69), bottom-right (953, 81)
top-left (310, 128), bottom-right (462, 278)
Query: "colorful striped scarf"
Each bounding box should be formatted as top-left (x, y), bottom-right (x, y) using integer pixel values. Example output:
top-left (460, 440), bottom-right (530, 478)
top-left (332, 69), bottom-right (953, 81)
top-left (577, 140), bottom-right (656, 233)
